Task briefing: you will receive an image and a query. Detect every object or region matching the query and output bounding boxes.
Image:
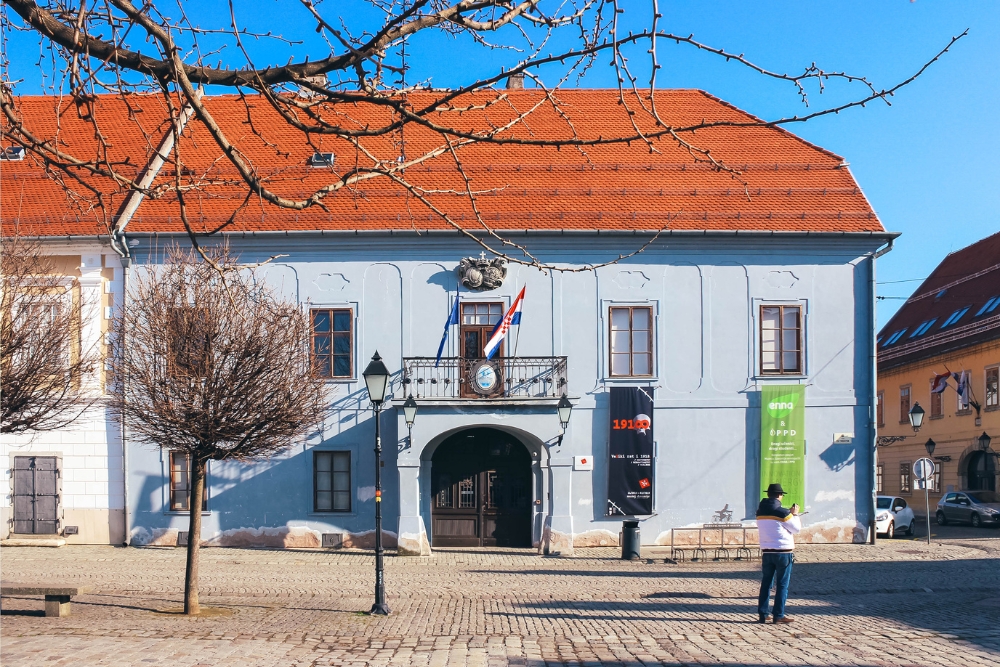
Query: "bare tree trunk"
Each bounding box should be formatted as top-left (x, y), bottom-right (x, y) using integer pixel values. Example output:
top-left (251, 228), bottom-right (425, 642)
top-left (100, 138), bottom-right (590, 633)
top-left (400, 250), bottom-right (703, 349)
top-left (184, 457), bottom-right (206, 615)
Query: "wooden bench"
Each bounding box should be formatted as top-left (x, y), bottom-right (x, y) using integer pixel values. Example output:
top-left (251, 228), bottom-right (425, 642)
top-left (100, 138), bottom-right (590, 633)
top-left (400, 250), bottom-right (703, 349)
top-left (1, 584), bottom-right (93, 617)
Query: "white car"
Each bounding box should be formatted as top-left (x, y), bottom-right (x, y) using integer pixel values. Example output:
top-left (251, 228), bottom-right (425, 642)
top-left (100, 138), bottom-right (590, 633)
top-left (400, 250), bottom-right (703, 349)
top-left (876, 495), bottom-right (916, 538)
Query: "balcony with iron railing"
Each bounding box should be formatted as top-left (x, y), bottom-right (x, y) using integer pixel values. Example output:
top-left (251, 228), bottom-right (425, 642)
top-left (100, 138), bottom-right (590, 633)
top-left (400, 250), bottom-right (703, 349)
top-left (401, 356), bottom-right (568, 400)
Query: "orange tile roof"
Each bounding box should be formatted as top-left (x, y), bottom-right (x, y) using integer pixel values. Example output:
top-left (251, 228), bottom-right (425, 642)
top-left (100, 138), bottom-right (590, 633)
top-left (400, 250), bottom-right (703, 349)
top-left (1, 90), bottom-right (885, 237)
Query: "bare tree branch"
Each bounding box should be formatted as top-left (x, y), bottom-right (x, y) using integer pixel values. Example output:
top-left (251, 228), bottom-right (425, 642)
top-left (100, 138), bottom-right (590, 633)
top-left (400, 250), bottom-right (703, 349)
top-left (111, 244), bottom-right (327, 614)
top-left (1, 236), bottom-right (99, 434)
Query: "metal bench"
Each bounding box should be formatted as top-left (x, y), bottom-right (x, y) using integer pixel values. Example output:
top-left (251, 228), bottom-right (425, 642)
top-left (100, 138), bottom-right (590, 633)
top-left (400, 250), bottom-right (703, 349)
top-left (1, 583), bottom-right (93, 617)
top-left (668, 526), bottom-right (760, 562)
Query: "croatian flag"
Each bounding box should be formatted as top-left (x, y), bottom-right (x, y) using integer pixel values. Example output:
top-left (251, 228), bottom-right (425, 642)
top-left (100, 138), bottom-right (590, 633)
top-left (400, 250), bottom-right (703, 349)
top-left (483, 286), bottom-right (525, 360)
top-left (930, 372), bottom-right (951, 394)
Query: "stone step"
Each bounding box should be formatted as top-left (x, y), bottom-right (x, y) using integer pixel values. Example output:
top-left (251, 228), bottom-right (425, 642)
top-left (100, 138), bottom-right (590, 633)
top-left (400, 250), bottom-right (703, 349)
top-left (1, 536), bottom-right (67, 547)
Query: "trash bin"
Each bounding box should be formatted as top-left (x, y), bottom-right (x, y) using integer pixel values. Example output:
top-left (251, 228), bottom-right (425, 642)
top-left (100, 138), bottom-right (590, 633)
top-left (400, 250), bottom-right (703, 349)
top-left (621, 520), bottom-right (640, 560)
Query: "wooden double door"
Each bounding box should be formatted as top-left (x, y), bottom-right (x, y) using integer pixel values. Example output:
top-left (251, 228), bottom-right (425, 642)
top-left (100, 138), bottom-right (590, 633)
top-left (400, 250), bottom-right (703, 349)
top-left (431, 429), bottom-right (532, 547)
top-left (12, 456), bottom-right (59, 534)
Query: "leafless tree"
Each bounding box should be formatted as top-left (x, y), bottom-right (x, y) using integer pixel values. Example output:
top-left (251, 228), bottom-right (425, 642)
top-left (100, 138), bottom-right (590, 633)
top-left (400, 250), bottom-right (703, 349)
top-left (0, 1), bottom-right (965, 271)
top-left (111, 245), bottom-right (327, 615)
top-left (1, 236), bottom-right (98, 434)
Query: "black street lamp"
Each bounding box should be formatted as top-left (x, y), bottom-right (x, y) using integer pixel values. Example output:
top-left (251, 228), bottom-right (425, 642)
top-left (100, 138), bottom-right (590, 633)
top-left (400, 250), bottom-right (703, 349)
top-left (556, 394), bottom-right (573, 445)
top-left (402, 394), bottom-right (418, 450)
top-left (908, 402), bottom-right (925, 431)
top-left (362, 351), bottom-right (391, 616)
top-left (557, 394), bottom-right (573, 431)
top-left (925, 439), bottom-right (936, 456)
top-left (978, 431), bottom-right (992, 451)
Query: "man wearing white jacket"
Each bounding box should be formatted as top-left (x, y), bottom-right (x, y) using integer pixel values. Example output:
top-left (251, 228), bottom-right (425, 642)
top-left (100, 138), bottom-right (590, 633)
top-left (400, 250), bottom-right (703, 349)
top-left (756, 483), bottom-right (801, 624)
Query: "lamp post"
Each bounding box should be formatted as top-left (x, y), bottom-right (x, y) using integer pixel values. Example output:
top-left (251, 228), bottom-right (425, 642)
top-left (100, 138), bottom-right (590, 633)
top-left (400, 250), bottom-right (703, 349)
top-left (979, 431), bottom-right (992, 452)
top-left (557, 394), bottom-right (573, 445)
top-left (876, 402), bottom-right (925, 447)
top-left (923, 438), bottom-right (936, 545)
top-left (403, 395), bottom-right (418, 450)
top-left (362, 351), bottom-right (391, 616)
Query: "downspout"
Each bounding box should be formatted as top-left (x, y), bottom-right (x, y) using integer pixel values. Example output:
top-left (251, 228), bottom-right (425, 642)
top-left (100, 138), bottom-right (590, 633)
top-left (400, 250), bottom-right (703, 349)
top-left (869, 237), bottom-right (895, 545)
top-left (112, 96), bottom-right (199, 546)
top-left (119, 255), bottom-right (130, 546)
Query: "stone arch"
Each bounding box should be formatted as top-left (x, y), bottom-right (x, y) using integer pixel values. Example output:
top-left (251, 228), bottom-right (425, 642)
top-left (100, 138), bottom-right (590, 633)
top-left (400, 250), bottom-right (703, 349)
top-left (954, 439), bottom-right (997, 490)
top-left (417, 425), bottom-right (548, 549)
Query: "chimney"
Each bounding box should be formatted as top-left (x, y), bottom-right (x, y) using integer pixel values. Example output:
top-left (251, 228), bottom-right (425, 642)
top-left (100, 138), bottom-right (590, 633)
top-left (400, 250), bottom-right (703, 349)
top-left (506, 73), bottom-right (525, 90)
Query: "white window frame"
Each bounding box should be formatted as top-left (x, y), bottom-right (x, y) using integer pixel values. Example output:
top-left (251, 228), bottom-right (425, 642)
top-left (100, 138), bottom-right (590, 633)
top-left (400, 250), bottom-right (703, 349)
top-left (986, 365), bottom-right (999, 410)
top-left (752, 299), bottom-right (808, 379)
top-left (306, 301), bottom-right (359, 382)
top-left (599, 299), bottom-right (660, 382)
top-left (164, 450), bottom-right (210, 514)
top-left (308, 448), bottom-right (359, 517)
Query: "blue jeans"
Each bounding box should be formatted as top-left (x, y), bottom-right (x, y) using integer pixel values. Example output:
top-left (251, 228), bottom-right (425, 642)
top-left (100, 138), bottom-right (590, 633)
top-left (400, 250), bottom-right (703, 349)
top-left (758, 552), bottom-right (794, 619)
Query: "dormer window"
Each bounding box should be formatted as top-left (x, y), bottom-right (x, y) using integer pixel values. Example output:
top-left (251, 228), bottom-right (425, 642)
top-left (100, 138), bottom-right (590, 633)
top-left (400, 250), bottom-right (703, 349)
top-left (309, 152), bottom-right (335, 167)
top-left (940, 307), bottom-right (970, 329)
top-left (883, 329), bottom-right (908, 346)
top-left (0, 146), bottom-right (25, 161)
top-left (976, 296), bottom-right (1000, 317)
top-left (909, 319), bottom-right (937, 337)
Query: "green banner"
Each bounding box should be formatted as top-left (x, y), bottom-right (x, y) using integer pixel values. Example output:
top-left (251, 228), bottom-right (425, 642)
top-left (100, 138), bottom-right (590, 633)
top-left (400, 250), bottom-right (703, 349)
top-left (760, 385), bottom-right (806, 509)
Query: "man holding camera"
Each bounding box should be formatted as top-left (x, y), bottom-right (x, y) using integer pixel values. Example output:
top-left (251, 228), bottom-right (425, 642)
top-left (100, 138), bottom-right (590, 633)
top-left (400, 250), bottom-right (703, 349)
top-left (756, 483), bottom-right (801, 624)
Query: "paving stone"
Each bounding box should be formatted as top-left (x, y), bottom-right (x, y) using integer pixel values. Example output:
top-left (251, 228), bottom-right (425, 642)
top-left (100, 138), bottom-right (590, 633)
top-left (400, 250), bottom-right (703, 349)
top-left (1, 537), bottom-right (998, 665)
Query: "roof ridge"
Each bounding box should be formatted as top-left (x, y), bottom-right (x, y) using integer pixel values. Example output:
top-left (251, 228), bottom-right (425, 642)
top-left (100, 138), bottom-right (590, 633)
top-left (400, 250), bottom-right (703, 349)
top-left (906, 263), bottom-right (1000, 304)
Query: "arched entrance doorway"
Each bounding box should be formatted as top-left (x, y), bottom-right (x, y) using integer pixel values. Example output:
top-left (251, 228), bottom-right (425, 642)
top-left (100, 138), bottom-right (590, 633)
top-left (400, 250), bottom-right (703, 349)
top-left (431, 428), bottom-right (532, 547)
top-left (967, 451), bottom-right (997, 491)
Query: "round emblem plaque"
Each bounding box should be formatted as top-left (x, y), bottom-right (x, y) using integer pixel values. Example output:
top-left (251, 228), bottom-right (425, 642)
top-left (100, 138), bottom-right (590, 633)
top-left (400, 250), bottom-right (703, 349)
top-left (472, 361), bottom-right (500, 395)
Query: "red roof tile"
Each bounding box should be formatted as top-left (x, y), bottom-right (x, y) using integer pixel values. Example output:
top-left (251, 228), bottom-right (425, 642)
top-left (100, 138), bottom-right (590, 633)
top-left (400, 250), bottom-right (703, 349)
top-left (2, 90), bottom-right (885, 237)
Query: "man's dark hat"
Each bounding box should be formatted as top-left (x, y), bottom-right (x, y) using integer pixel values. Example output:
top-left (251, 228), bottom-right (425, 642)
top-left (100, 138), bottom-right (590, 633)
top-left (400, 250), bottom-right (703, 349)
top-left (765, 483), bottom-right (786, 495)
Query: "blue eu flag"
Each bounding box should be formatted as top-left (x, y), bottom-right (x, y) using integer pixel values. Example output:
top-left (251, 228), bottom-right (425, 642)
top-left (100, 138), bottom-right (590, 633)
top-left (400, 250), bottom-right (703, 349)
top-left (434, 298), bottom-right (459, 367)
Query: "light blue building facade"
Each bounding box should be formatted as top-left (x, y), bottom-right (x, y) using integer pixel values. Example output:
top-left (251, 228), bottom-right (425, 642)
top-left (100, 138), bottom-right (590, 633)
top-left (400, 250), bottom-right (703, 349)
top-left (126, 230), bottom-right (890, 554)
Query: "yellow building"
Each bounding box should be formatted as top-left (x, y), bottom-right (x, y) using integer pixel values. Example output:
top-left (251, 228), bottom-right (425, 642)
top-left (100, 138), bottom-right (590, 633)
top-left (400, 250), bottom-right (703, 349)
top-left (876, 231), bottom-right (1000, 518)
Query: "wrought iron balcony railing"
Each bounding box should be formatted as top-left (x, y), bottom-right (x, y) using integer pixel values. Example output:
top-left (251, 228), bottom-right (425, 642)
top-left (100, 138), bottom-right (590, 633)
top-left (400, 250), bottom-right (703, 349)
top-left (402, 357), bottom-right (568, 400)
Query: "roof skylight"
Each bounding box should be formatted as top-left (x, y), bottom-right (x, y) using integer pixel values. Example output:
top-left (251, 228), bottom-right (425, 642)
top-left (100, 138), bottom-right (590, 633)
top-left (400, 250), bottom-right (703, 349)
top-left (940, 307), bottom-right (970, 329)
top-left (909, 319), bottom-right (937, 338)
top-left (976, 296), bottom-right (1000, 317)
top-left (309, 152), bottom-right (335, 167)
top-left (884, 329), bottom-right (908, 346)
top-left (0, 146), bottom-right (25, 161)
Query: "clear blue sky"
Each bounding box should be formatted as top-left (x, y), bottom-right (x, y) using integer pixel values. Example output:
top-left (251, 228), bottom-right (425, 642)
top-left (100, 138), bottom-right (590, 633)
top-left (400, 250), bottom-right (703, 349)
top-left (5, 1), bottom-right (997, 328)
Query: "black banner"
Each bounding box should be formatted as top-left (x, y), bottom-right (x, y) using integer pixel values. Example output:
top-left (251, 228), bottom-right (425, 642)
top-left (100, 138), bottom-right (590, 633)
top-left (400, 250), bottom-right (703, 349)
top-left (606, 386), bottom-right (654, 516)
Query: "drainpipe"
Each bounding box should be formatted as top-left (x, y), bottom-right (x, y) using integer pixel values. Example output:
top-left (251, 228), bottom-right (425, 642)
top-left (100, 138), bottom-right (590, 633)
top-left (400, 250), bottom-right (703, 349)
top-left (111, 96), bottom-right (199, 546)
top-left (869, 237), bottom-right (895, 545)
top-left (119, 254), bottom-right (130, 546)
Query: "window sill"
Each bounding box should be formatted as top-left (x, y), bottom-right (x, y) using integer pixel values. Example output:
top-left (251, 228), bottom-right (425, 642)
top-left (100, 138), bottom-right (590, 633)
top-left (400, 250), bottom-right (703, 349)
top-left (955, 409), bottom-right (973, 416)
top-left (985, 405), bottom-right (999, 412)
top-left (930, 415), bottom-right (943, 420)
top-left (164, 511), bottom-right (212, 516)
top-left (605, 376), bottom-right (658, 382)
top-left (754, 375), bottom-right (807, 381)
top-left (306, 511), bottom-right (355, 517)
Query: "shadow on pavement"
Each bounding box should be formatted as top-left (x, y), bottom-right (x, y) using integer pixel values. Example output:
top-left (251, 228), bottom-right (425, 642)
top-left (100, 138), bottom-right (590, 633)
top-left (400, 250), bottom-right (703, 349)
top-left (492, 557), bottom-right (1000, 653)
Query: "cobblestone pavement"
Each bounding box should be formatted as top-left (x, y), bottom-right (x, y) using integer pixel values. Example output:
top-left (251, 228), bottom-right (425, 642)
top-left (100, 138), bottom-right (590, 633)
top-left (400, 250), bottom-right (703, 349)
top-left (2, 534), bottom-right (999, 666)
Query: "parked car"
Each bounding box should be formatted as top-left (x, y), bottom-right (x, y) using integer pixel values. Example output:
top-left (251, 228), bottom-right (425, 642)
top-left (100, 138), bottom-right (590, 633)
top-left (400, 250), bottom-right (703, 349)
top-left (875, 496), bottom-right (915, 538)
top-left (936, 491), bottom-right (1000, 528)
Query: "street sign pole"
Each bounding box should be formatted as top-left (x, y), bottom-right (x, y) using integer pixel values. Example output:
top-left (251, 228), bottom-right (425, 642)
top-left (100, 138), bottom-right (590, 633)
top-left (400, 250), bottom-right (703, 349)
top-left (924, 482), bottom-right (931, 545)
top-left (913, 458), bottom-right (935, 545)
